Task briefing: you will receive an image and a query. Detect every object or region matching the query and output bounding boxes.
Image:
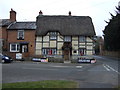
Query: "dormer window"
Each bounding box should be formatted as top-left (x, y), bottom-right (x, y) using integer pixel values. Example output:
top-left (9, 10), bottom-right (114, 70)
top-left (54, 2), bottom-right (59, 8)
top-left (64, 36), bottom-right (71, 42)
top-left (17, 30), bottom-right (24, 40)
top-left (50, 32), bottom-right (57, 40)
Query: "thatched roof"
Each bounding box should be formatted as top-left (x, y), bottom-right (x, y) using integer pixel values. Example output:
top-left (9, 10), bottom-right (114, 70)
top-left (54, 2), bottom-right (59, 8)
top-left (36, 15), bottom-right (96, 36)
top-left (7, 22), bottom-right (36, 30)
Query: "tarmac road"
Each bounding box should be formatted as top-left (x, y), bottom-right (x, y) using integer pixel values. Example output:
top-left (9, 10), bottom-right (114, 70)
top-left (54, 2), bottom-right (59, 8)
top-left (2, 55), bottom-right (120, 88)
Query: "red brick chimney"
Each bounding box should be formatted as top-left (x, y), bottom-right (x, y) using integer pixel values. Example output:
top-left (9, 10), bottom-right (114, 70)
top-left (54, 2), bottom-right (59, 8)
top-left (10, 8), bottom-right (16, 21)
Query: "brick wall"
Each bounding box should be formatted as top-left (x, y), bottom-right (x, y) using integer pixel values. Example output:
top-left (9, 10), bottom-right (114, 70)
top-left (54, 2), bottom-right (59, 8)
top-left (1, 27), bottom-right (8, 51)
top-left (7, 30), bottom-right (36, 59)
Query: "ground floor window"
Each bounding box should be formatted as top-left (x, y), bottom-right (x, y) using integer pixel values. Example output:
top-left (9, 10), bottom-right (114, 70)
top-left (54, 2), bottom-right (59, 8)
top-left (79, 48), bottom-right (86, 56)
top-left (10, 43), bottom-right (28, 53)
top-left (10, 43), bottom-right (20, 52)
top-left (42, 48), bottom-right (57, 55)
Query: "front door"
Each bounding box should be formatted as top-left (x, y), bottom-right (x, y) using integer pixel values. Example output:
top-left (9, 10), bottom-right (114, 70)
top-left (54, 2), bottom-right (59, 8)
top-left (22, 45), bottom-right (28, 53)
top-left (20, 44), bottom-right (28, 53)
top-left (64, 50), bottom-right (70, 60)
top-left (62, 42), bottom-right (72, 60)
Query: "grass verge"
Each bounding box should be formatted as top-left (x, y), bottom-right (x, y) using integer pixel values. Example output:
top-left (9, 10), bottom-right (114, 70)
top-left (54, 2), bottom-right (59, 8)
top-left (2, 80), bottom-right (78, 88)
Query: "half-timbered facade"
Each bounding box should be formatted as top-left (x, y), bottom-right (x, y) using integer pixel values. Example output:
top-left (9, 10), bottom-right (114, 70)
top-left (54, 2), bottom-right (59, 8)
top-left (36, 14), bottom-right (96, 60)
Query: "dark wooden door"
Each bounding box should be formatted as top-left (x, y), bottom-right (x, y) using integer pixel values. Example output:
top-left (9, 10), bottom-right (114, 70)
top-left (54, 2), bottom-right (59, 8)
top-left (64, 50), bottom-right (70, 60)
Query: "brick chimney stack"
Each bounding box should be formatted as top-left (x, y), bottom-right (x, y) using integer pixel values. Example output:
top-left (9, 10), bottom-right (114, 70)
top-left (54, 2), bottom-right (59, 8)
top-left (69, 11), bottom-right (71, 16)
top-left (10, 8), bottom-right (16, 21)
top-left (39, 10), bottom-right (43, 15)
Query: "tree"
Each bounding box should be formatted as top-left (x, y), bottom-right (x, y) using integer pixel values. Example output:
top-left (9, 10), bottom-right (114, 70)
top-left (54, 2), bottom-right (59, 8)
top-left (103, 4), bottom-right (120, 51)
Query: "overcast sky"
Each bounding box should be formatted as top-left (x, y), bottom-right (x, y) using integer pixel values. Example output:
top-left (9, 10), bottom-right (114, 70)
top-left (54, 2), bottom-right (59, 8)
top-left (0, 0), bottom-right (119, 36)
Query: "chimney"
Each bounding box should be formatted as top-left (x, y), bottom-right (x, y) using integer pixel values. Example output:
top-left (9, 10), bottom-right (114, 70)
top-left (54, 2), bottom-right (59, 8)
top-left (39, 10), bottom-right (43, 15)
top-left (69, 11), bottom-right (71, 16)
top-left (10, 8), bottom-right (16, 21)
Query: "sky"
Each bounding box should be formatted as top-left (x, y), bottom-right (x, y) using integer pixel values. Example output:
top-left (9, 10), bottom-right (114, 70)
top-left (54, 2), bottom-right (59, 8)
top-left (0, 0), bottom-right (120, 36)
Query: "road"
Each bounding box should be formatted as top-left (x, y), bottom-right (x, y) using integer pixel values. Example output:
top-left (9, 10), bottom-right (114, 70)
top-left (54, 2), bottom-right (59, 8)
top-left (2, 55), bottom-right (120, 88)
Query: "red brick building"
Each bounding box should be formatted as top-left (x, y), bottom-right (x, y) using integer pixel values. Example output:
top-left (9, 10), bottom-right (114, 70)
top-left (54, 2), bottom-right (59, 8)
top-left (1, 9), bottom-right (36, 60)
top-left (7, 22), bottom-right (36, 59)
top-left (0, 9), bottom-right (15, 53)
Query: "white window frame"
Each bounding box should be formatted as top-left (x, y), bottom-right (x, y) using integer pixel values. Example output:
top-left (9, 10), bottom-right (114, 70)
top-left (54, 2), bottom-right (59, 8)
top-left (50, 32), bottom-right (57, 40)
top-left (17, 30), bottom-right (24, 40)
top-left (79, 36), bottom-right (85, 42)
top-left (64, 36), bottom-right (71, 42)
top-left (10, 43), bottom-right (20, 52)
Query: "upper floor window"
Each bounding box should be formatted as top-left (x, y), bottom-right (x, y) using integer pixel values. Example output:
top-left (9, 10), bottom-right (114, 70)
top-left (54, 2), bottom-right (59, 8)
top-left (79, 36), bottom-right (85, 42)
top-left (17, 30), bottom-right (24, 40)
top-left (64, 36), bottom-right (71, 42)
top-left (50, 32), bottom-right (57, 40)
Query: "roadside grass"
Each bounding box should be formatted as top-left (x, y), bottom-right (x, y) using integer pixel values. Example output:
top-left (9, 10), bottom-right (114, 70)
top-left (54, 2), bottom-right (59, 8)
top-left (2, 80), bottom-right (78, 88)
top-left (117, 86), bottom-right (120, 90)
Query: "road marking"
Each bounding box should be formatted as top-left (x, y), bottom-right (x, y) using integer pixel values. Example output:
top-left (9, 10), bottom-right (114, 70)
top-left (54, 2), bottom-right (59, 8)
top-left (105, 64), bottom-right (120, 75)
top-left (103, 64), bottom-right (110, 71)
top-left (76, 66), bottom-right (83, 68)
top-left (52, 65), bottom-right (83, 68)
top-left (103, 64), bottom-right (120, 75)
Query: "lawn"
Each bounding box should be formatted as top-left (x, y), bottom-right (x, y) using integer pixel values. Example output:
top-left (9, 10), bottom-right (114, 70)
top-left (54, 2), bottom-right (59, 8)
top-left (2, 80), bottom-right (78, 88)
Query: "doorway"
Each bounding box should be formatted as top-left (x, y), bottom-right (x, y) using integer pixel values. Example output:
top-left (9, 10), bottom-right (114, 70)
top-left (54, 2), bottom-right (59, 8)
top-left (22, 45), bottom-right (28, 53)
top-left (62, 42), bottom-right (72, 60)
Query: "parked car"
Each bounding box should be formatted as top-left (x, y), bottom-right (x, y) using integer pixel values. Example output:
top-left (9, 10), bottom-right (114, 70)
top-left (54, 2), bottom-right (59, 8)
top-left (0, 53), bottom-right (13, 63)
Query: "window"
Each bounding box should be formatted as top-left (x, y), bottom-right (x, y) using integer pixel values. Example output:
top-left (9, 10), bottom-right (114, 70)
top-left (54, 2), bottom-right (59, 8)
top-left (10, 43), bottom-right (20, 52)
top-left (50, 32), bottom-right (57, 40)
top-left (17, 30), bottom-right (24, 40)
top-left (79, 36), bottom-right (85, 42)
top-left (79, 48), bottom-right (86, 56)
top-left (64, 36), bottom-right (71, 42)
top-left (42, 48), bottom-right (57, 55)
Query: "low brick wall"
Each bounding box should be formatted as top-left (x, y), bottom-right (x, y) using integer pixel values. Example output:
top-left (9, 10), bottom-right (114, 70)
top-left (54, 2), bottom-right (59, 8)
top-left (103, 51), bottom-right (120, 58)
top-left (48, 57), bottom-right (64, 63)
